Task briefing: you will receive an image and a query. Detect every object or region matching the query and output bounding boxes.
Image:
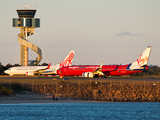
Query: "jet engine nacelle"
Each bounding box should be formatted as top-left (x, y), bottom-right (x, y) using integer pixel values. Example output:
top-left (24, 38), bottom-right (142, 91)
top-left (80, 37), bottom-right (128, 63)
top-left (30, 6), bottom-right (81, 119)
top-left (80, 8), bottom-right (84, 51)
top-left (82, 72), bottom-right (94, 78)
top-left (26, 71), bottom-right (34, 76)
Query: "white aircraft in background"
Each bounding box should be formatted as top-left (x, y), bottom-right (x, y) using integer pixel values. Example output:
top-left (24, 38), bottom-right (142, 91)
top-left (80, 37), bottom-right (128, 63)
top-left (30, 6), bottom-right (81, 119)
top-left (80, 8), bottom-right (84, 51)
top-left (4, 50), bottom-right (75, 76)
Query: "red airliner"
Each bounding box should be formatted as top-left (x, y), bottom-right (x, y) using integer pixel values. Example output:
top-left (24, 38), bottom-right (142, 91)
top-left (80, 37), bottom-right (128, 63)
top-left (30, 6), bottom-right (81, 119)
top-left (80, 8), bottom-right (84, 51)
top-left (57, 46), bottom-right (152, 78)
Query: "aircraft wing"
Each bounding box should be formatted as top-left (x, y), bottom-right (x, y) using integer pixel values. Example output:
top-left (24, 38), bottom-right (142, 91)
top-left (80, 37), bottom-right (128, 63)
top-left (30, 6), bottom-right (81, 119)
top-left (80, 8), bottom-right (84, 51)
top-left (34, 63), bottom-right (51, 73)
top-left (92, 62), bottom-right (104, 76)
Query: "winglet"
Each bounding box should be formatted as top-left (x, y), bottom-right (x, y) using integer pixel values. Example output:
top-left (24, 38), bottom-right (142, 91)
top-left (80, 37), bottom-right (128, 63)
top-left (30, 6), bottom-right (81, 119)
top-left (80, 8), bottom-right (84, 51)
top-left (92, 62), bottom-right (104, 76)
top-left (100, 62), bottom-right (103, 69)
top-left (47, 63), bottom-right (51, 69)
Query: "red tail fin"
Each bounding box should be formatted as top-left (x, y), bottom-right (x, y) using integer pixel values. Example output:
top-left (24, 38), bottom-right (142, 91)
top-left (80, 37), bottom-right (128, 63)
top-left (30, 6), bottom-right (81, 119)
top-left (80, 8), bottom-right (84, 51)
top-left (59, 51), bottom-right (75, 67)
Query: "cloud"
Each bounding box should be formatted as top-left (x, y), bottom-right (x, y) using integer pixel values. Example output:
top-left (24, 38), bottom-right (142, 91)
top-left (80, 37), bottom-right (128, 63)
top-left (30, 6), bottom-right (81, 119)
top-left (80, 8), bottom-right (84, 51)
top-left (115, 31), bottom-right (143, 37)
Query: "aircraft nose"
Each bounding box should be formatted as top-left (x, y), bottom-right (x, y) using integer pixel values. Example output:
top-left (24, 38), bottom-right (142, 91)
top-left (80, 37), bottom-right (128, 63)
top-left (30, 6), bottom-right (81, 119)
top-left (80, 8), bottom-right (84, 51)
top-left (4, 70), bottom-right (9, 74)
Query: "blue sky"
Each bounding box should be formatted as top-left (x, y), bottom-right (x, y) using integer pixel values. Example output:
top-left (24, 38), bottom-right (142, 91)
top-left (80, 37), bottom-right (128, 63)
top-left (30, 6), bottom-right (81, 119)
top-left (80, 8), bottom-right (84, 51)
top-left (0, 0), bottom-right (160, 66)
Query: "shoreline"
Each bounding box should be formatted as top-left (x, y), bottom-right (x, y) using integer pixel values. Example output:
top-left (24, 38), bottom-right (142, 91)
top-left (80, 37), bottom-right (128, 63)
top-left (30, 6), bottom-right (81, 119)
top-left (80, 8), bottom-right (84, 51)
top-left (0, 94), bottom-right (102, 104)
top-left (1, 94), bottom-right (160, 104)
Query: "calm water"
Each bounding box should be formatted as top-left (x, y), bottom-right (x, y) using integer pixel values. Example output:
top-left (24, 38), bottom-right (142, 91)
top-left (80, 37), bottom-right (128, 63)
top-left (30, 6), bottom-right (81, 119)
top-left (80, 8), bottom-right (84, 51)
top-left (0, 102), bottom-right (160, 120)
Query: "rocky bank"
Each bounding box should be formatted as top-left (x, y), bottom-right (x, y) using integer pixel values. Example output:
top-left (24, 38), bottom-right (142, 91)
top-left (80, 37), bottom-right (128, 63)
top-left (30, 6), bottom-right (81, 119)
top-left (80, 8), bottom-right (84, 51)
top-left (19, 81), bottom-right (160, 102)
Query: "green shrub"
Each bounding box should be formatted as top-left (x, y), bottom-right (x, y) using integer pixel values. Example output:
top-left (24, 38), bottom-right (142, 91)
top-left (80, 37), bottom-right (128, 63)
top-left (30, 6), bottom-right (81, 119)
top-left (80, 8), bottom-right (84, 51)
top-left (0, 86), bottom-right (14, 96)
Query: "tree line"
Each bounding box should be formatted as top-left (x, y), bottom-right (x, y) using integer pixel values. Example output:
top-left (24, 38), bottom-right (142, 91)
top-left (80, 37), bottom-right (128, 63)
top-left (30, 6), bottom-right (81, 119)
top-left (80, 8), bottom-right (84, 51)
top-left (0, 62), bottom-right (160, 76)
top-left (131, 65), bottom-right (160, 76)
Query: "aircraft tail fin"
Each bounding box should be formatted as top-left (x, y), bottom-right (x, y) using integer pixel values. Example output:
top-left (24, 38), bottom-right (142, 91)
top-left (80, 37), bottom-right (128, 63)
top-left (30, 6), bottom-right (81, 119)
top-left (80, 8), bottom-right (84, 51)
top-left (128, 46), bottom-right (152, 70)
top-left (58, 50), bottom-right (75, 67)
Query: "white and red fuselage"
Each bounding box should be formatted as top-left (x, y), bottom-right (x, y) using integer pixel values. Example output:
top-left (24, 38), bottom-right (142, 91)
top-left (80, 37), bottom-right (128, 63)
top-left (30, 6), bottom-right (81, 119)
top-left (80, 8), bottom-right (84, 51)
top-left (4, 50), bottom-right (75, 76)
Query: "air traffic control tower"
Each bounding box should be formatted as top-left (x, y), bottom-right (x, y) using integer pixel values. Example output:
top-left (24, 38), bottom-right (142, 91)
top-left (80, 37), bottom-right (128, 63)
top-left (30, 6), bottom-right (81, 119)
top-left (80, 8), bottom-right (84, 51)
top-left (13, 5), bottom-right (42, 66)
